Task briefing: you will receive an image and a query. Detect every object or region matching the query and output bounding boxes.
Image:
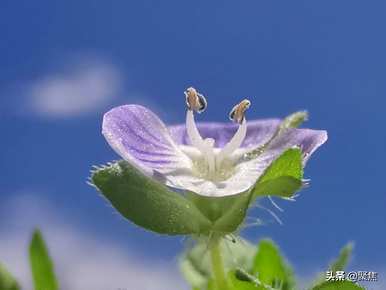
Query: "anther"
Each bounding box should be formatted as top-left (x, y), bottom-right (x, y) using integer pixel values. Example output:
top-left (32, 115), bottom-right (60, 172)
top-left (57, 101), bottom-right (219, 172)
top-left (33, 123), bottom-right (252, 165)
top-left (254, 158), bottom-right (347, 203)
top-left (216, 99), bottom-right (251, 167)
top-left (229, 99), bottom-right (251, 124)
top-left (185, 87), bottom-right (207, 113)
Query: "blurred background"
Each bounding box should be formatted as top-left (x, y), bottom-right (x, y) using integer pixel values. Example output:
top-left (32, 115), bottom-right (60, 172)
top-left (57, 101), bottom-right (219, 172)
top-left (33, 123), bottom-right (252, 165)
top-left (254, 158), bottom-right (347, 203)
top-left (0, 0), bottom-right (385, 289)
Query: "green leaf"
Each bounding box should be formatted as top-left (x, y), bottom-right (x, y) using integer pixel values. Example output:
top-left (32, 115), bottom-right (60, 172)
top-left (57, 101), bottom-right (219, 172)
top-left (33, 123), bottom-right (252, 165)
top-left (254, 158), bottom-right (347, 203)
top-left (252, 239), bottom-right (296, 290)
top-left (188, 191), bottom-right (253, 234)
top-left (91, 161), bottom-right (212, 235)
top-left (329, 243), bottom-right (353, 272)
top-left (312, 281), bottom-right (364, 290)
top-left (309, 243), bottom-right (354, 288)
top-left (0, 263), bottom-right (20, 290)
top-left (230, 270), bottom-right (269, 290)
top-left (29, 229), bottom-right (58, 290)
top-left (252, 148), bottom-right (303, 198)
top-left (180, 238), bottom-right (256, 289)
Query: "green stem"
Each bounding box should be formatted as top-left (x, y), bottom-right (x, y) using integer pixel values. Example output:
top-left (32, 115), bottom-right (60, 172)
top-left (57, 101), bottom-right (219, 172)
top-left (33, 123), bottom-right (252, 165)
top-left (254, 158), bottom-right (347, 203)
top-left (210, 237), bottom-right (229, 290)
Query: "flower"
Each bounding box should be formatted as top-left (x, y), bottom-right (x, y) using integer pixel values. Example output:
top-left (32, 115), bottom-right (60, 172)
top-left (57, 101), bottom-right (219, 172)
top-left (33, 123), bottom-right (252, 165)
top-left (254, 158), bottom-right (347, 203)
top-left (102, 87), bottom-right (327, 197)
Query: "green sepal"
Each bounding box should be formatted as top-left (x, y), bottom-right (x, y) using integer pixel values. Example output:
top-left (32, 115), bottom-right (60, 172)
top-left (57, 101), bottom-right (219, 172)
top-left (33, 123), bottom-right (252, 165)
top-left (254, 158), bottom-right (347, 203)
top-left (312, 281), bottom-right (364, 290)
top-left (91, 161), bottom-right (212, 235)
top-left (252, 148), bottom-right (304, 199)
top-left (0, 263), bottom-right (20, 290)
top-left (252, 239), bottom-right (296, 290)
top-left (279, 111), bottom-right (308, 132)
top-left (29, 229), bottom-right (59, 290)
top-left (187, 190), bottom-right (253, 234)
top-left (246, 111), bottom-right (308, 158)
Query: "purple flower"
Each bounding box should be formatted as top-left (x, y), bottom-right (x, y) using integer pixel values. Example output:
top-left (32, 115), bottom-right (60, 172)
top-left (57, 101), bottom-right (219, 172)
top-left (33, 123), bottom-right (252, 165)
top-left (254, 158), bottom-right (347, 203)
top-left (102, 88), bottom-right (327, 197)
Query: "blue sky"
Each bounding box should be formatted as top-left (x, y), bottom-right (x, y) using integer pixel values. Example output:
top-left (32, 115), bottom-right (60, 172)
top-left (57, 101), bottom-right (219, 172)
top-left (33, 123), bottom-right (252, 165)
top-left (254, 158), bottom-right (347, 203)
top-left (1, 0), bottom-right (385, 288)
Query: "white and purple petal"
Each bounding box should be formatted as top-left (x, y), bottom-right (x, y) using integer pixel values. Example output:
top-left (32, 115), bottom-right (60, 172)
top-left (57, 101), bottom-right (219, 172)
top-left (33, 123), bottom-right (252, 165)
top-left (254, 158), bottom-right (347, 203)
top-left (164, 127), bottom-right (327, 197)
top-left (264, 128), bottom-right (328, 164)
top-left (102, 105), bottom-right (191, 176)
top-left (208, 127), bottom-right (328, 197)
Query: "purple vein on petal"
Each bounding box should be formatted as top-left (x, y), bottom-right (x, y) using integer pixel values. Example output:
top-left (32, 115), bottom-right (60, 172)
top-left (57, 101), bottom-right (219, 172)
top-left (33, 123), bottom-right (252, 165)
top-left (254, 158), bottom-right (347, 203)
top-left (130, 107), bottom-right (171, 147)
top-left (114, 112), bottom-right (172, 152)
top-left (102, 105), bottom-right (187, 174)
top-left (122, 145), bottom-right (176, 158)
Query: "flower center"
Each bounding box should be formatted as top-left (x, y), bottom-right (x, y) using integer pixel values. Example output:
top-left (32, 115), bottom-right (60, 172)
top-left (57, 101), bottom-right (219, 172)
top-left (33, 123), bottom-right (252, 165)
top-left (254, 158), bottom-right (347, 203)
top-left (184, 88), bottom-right (250, 181)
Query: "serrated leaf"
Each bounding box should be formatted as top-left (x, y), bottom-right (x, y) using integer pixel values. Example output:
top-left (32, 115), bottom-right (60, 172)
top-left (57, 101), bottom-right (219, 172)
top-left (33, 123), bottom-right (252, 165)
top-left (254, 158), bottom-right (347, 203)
top-left (0, 263), bottom-right (20, 290)
top-left (312, 281), bottom-right (364, 290)
top-left (29, 229), bottom-right (58, 290)
top-left (329, 243), bottom-right (353, 272)
top-left (252, 148), bottom-right (303, 198)
top-left (252, 239), bottom-right (296, 290)
top-left (180, 238), bottom-right (256, 289)
top-left (91, 161), bottom-right (212, 235)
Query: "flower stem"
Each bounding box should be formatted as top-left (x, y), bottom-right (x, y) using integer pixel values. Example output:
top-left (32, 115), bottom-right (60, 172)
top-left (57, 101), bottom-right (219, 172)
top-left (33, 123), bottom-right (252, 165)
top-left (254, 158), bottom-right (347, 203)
top-left (210, 237), bottom-right (229, 290)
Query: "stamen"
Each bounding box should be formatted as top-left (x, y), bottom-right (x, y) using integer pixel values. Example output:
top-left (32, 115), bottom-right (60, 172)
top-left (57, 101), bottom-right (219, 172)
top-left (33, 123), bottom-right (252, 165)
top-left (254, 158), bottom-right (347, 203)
top-left (185, 91), bottom-right (216, 175)
top-left (186, 110), bottom-right (207, 153)
top-left (229, 99), bottom-right (251, 124)
top-left (217, 99), bottom-right (251, 166)
top-left (185, 87), bottom-right (207, 113)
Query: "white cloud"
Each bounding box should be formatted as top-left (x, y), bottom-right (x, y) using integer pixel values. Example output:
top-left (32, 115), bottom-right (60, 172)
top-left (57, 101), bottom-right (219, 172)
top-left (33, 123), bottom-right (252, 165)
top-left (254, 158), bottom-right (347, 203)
top-left (0, 195), bottom-right (186, 290)
top-left (26, 58), bottom-right (123, 118)
top-left (0, 55), bottom-right (180, 120)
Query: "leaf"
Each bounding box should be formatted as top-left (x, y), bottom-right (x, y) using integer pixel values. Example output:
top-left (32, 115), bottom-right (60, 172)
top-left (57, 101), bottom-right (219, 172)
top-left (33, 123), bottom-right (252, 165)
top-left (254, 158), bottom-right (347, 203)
top-left (29, 229), bottom-right (58, 290)
top-left (0, 263), bottom-right (20, 290)
top-left (252, 239), bottom-right (296, 290)
top-left (329, 243), bottom-right (353, 272)
top-left (309, 243), bottom-right (354, 288)
top-left (230, 270), bottom-right (269, 290)
top-left (180, 238), bottom-right (256, 289)
top-left (312, 281), bottom-right (364, 290)
top-left (252, 148), bottom-right (303, 198)
top-left (258, 148), bottom-right (303, 182)
top-left (91, 161), bottom-right (212, 235)
top-left (253, 176), bottom-right (303, 199)
top-left (187, 191), bottom-right (253, 234)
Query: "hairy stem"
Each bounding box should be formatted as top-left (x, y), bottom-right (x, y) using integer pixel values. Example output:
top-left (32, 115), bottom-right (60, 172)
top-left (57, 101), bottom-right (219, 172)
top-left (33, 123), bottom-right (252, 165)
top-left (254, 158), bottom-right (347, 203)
top-left (210, 237), bottom-right (228, 290)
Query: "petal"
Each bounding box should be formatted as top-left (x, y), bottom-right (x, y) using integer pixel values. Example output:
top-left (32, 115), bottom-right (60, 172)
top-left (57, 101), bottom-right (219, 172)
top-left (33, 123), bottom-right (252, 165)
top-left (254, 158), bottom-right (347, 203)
top-left (165, 128), bottom-right (327, 197)
top-left (265, 128), bottom-right (328, 164)
top-left (168, 119), bottom-right (281, 148)
top-left (102, 105), bottom-right (191, 176)
top-left (225, 128), bottom-right (328, 196)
